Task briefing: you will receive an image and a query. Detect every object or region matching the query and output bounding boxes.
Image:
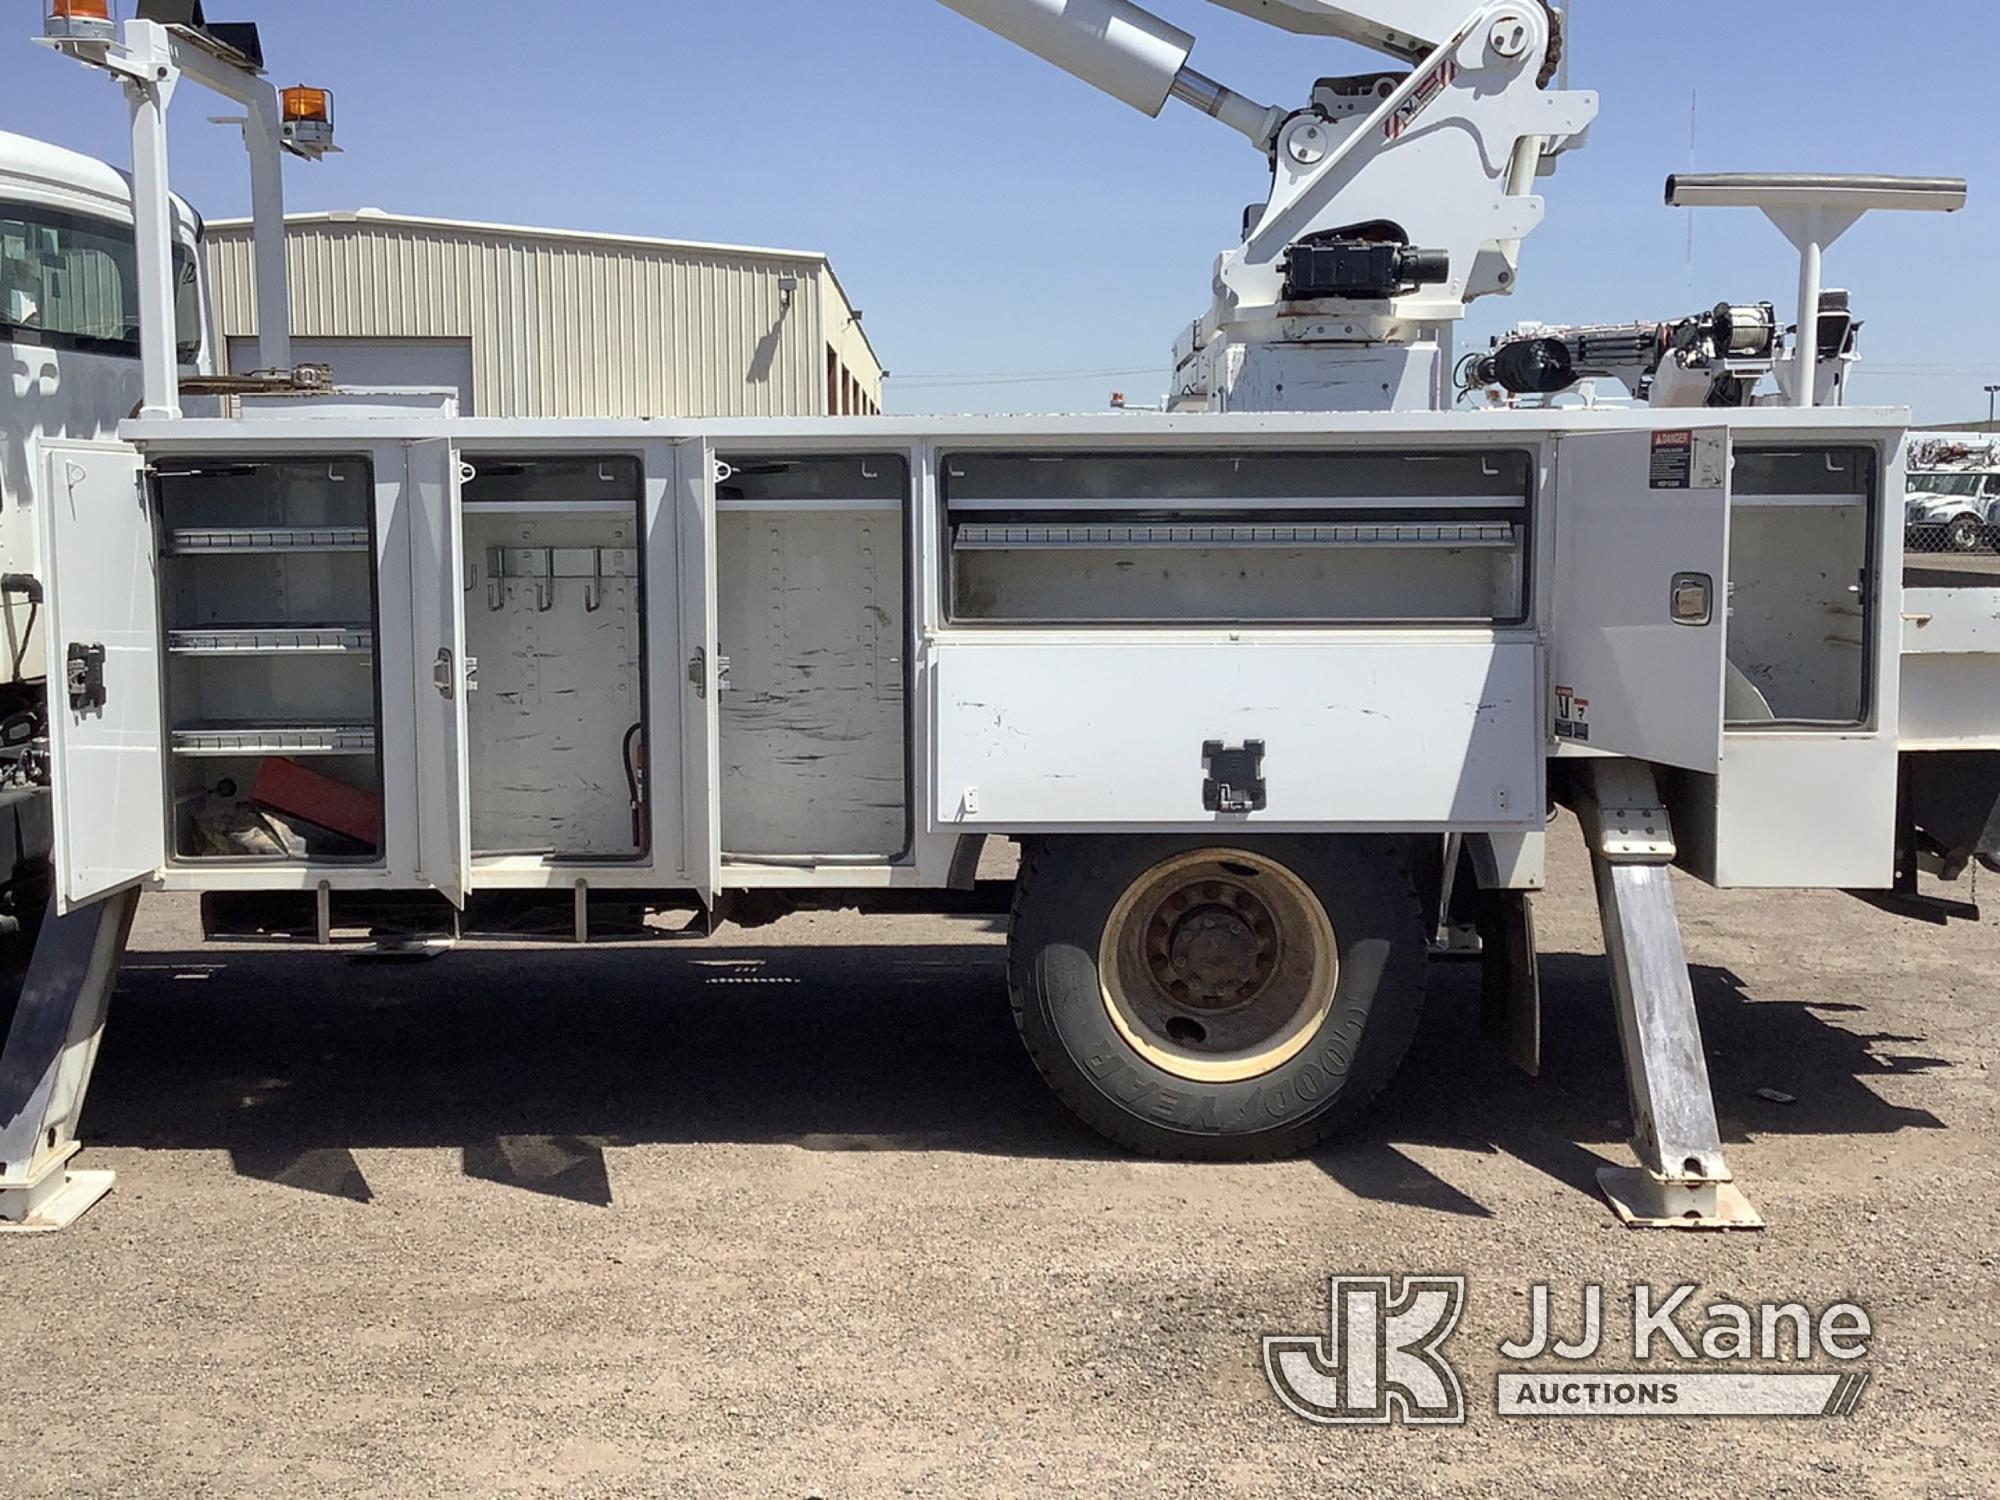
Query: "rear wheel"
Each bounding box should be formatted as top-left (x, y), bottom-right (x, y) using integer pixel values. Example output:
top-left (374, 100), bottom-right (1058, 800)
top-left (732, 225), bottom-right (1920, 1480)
top-left (1008, 836), bottom-right (1427, 1160)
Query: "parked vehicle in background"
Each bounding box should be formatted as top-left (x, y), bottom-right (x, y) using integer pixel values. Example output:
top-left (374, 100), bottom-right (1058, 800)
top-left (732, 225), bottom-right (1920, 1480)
top-left (1906, 471), bottom-right (1999, 552)
top-left (1904, 434), bottom-right (2000, 553)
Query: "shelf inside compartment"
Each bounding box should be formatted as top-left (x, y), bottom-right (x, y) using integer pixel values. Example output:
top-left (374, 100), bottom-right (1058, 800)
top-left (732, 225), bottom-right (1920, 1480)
top-left (949, 520), bottom-right (1527, 623)
top-left (172, 724), bottom-right (378, 757)
top-left (164, 527), bottom-right (371, 555)
top-left (167, 627), bottom-right (374, 656)
top-left (951, 521), bottom-right (1518, 550)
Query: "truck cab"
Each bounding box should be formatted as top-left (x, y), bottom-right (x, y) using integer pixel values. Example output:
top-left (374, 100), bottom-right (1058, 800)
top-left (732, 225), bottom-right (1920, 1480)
top-left (1906, 466), bottom-right (2000, 554)
top-left (0, 128), bottom-right (214, 933)
top-left (2, 129), bottom-right (213, 682)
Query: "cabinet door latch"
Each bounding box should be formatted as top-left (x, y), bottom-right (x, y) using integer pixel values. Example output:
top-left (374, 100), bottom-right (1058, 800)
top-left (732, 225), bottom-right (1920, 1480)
top-left (1202, 740), bottom-right (1267, 815)
top-left (433, 647), bottom-right (456, 700)
top-left (66, 643), bottom-right (107, 713)
top-left (686, 647), bottom-right (732, 699)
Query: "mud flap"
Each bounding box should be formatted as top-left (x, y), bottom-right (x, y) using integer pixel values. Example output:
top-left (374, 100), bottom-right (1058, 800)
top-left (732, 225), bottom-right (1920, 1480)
top-left (1476, 889), bottom-right (1540, 1077)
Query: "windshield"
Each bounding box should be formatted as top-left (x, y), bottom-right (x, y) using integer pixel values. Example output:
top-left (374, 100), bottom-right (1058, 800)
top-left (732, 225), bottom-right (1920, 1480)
top-left (0, 201), bottom-right (201, 363)
top-left (1908, 472), bottom-right (1983, 497)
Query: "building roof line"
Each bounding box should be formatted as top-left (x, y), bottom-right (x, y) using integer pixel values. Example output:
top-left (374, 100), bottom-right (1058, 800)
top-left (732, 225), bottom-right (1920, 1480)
top-left (206, 207), bottom-right (881, 374)
top-left (207, 207), bottom-right (832, 267)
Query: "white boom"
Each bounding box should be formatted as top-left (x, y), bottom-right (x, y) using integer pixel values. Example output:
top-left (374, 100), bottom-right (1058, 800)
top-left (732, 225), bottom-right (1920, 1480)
top-left (931, 0), bottom-right (1597, 412)
top-left (1207, 0), bottom-right (1501, 52)
top-left (934, 0), bottom-right (1283, 143)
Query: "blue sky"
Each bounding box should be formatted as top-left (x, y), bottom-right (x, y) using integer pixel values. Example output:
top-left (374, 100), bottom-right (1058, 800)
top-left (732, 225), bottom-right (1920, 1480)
top-left (11, 0), bottom-right (1998, 419)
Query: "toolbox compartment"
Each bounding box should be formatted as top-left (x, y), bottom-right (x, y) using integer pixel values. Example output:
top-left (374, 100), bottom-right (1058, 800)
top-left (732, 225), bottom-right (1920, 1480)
top-left (152, 456), bottom-right (385, 864)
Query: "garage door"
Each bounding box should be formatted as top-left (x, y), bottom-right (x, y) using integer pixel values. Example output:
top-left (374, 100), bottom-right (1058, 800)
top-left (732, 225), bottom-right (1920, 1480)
top-left (227, 336), bottom-right (477, 414)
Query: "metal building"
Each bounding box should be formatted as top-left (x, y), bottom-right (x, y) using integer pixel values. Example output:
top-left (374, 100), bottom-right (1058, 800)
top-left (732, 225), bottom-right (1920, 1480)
top-left (204, 209), bottom-right (884, 419)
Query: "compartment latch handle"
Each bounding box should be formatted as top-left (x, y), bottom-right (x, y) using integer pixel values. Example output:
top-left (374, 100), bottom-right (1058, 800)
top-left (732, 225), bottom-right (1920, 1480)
top-left (66, 643), bottom-right (107, 714)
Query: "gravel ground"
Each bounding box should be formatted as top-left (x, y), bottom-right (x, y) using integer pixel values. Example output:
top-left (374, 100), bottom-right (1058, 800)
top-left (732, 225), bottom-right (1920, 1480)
top-left (1, 822), bottom-right (1996, 1498)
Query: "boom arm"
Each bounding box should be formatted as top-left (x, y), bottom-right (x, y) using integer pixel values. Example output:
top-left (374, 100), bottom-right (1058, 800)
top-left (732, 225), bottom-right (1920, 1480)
top-left (1204, 0), bottom-right (1504, 57)
top-left (931, 0), bottom-right (1598, 410)
top-left (932, 0), bottom-right (1283, 145)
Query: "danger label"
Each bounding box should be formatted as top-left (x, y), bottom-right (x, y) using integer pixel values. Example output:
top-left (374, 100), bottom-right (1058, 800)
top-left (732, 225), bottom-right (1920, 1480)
top-left (1650, 430), bottom-right (1695, 490)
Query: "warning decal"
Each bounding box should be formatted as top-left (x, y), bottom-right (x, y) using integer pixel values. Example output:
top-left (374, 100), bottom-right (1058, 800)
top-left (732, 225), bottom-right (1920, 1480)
top-left (1554, 685), bottom-right (1592, 743)
top-left (1650, 430), bottom-right (1694, 490)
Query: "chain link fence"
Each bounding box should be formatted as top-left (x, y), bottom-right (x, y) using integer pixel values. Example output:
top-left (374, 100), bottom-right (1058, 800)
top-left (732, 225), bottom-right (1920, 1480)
top-left (1906, 512), bottom-right (1996, 556)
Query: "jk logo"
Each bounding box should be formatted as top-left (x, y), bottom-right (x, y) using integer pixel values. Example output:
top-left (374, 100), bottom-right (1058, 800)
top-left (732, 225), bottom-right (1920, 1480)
top-left (1263, 1276), bottom-right (1468, 1426)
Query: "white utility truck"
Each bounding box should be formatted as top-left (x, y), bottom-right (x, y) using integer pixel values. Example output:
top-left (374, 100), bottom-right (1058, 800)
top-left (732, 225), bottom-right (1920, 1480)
top-left (4, 0), bottom-right (1996, 1236)
top-left (1904, 433), bottom-right (2000, 555)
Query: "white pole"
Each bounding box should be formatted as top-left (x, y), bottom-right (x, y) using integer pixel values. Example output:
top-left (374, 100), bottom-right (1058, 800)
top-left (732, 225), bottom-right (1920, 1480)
top-left (125, 67), bottom-right (182, 419)
top-left (1792, 223), bottom-right (1822, 409)
top-left (244, 92), bottom-right (292, 372)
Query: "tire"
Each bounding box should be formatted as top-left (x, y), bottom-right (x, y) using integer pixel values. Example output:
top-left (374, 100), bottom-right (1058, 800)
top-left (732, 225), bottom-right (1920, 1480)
top-left (1008, 835), bottom-right (1427, 1160)
top-left (1948, 514), bottom-right (1983, 553)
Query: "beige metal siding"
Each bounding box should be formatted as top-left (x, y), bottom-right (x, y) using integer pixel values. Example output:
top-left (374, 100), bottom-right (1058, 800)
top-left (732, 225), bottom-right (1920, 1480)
top-left (206, 216), bottom-right (883, 420)
top-left (821, 278), bottom-right (881, 416)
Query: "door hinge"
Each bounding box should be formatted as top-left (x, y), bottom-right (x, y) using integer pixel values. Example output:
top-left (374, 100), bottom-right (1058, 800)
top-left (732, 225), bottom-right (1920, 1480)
top-left (66, 643), bottom-right (107, 713)
top-left (687, 646), bottom-right (732, 699)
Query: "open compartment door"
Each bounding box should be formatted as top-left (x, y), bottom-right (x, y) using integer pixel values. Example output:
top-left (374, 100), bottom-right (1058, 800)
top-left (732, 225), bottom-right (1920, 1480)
top-left (677, 441), bottom-right (721, 907)
top-left (40, 441), bottom-right (166, 912)
top-left (1552, 427), bottom-right (1733, 773)
top-left (407, 438), bottom-right (472, 907)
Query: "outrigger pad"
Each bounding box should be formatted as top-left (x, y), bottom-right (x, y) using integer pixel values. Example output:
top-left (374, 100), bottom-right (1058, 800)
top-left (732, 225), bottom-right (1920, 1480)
top-left (1597, 1166), bottom-right (1764, 1232)
top-left (0, 1162), bottom-right (114, 1234)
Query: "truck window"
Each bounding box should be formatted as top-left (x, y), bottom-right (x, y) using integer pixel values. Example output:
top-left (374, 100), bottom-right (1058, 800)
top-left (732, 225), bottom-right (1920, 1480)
top-left (1921, 474), bottom-right (1979, 498)
top-left (0, 201), bottom-right (200, 362)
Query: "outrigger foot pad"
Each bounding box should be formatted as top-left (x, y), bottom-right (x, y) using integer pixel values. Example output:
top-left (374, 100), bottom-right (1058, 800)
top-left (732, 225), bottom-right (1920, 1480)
top-left (1597, 1165), bottom-right (1763, 1231)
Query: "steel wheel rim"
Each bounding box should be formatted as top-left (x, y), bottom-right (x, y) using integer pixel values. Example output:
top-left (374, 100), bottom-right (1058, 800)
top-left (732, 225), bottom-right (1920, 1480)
top-left (1098, 850), bottom-right (1338, 1085)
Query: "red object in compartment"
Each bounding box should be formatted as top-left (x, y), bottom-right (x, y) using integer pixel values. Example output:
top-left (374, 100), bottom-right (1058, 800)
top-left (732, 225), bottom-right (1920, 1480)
top-left (251, 757), bottom-right (380, 845)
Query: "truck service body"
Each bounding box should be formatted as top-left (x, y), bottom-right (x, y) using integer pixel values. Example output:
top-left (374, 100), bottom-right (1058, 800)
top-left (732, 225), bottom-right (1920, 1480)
top-left (3, 0), bottom-right (1996, 1234)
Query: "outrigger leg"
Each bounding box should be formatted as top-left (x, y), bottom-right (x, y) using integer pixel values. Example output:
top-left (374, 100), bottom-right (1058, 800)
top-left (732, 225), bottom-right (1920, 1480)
top-left (1574, 761), bottom-right (1762, 1231)
top-left (0, 890), bottom-right (139, 1233)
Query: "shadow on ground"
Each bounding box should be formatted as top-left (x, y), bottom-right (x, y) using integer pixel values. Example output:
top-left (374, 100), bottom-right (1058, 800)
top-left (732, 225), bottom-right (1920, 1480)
top-left (74, 934), bottom-right (1945, 1215)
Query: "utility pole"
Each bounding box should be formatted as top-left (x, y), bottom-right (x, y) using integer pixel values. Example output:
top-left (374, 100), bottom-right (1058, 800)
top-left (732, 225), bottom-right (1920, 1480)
top-left (1986, 383), bottom-right (2000, 425)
